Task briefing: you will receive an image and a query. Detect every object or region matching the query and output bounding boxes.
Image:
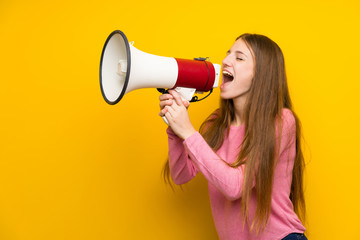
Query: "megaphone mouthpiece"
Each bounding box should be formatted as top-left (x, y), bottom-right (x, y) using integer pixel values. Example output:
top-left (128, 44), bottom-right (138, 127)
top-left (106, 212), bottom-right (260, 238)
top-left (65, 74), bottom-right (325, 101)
top-left (117, 60), bottom-right (127, 76)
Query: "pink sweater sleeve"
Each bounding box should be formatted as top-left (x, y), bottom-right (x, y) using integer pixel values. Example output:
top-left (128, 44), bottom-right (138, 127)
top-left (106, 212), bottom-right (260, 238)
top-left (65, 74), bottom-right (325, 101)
top-left (183, 132), bottom-right (245, 201)
top-left (166, 127), bottom-right (199, 185)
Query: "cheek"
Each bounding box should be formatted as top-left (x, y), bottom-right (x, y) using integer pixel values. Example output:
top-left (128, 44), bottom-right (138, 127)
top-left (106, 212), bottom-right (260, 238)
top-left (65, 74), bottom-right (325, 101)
top-left (237, 68), bottom-right (253, 88)
top-left (244, 66), bottom-right (254, 87)
top-left (246, 73), bottom-right (253, 88)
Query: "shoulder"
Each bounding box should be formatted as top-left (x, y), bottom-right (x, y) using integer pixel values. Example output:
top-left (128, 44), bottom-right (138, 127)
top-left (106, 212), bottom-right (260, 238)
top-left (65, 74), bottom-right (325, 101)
top-left (281, 108), bottom-right (296, 129)
top-left (279, 108), bottom-right (297, 146)
top-left (281, 108), bottom-right (295, 121)
top-left (209, 109), bottom-right (220, 120)
top-left (278, 108), bottom-right (297, 142)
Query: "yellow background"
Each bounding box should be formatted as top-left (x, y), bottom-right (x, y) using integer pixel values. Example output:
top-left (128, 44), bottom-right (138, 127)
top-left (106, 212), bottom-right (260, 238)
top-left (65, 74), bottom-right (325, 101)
top-left (1, 0), bottom-right (359, 239)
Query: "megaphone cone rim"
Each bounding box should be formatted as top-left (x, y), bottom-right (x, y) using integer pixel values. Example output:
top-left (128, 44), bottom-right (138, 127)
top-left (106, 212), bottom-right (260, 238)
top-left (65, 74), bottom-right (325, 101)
top-left (99, 30), bottom-right (131, 105)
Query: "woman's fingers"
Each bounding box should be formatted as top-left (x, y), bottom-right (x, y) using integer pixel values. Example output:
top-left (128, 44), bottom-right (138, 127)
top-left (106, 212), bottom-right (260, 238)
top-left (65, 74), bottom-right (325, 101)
top-left (159, 107), bottom-right (166, 117)
top-left (159, 90), bottom-right (190, 118)
top-left (168, 90), bottom-right (183, 106)
top-left (160, 106), bottom-right (174, 120)
top-left (183, 100), bottom-right (190, 108)
top-left (159, 99), bottom-right (173, 109)
top-left (159, 93), bottom-right (174, 109)
top-left (159, 93), bottom-right (173, 101)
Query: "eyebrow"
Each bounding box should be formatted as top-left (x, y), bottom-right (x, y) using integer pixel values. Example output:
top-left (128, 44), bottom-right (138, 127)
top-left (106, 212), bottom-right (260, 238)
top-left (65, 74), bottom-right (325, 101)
top-left (227, 50), bottom-right (247, 56)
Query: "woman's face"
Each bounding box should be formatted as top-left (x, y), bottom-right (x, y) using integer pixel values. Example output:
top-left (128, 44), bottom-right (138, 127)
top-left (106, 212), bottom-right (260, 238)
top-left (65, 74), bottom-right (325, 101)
top-left (220, 38), bottom-right (255, 101)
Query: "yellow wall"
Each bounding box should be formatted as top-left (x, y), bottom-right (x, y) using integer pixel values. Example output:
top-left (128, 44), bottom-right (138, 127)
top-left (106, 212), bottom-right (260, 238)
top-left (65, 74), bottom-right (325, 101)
top-left (1, 0), bottom-right (359, 239)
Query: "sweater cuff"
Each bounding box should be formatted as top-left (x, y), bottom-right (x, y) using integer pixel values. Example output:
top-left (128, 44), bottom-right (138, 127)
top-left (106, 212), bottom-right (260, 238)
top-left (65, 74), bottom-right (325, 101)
top-left (183, 132), bottom-right (205, 152)
top-left (166, 127), bottom-right (176, 136)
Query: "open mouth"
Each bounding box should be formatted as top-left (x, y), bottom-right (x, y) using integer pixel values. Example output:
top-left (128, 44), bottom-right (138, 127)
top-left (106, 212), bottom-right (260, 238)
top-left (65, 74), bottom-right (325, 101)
top-left (222, 70), bottom-right (234, 87)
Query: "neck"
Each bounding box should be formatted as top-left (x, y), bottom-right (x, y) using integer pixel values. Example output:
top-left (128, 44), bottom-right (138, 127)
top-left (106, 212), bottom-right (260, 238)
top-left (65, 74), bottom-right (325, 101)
top-left (232, 96), bottom-right (247, 126)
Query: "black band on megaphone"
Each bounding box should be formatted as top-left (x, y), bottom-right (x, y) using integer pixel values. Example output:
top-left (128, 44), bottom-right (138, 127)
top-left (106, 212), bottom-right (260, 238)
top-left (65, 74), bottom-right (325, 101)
top-left (193, 57), bottom-right (211, 92)
top-left (99, 30), bottom-right (131, 105)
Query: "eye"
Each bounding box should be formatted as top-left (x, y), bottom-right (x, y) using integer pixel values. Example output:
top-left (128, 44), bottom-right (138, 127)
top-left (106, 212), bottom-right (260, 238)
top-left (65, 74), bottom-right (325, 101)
top-left (236, 57), bottom-right (244, 61)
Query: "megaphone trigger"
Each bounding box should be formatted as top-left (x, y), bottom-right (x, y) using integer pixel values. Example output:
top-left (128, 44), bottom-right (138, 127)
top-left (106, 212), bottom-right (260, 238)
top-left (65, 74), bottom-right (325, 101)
top-left (174, 87), bottom-right (196, 102)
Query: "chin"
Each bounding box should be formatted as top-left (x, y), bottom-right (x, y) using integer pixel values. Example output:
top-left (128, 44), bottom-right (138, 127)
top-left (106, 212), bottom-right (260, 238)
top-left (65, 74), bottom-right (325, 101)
top-left (220, 90), bottom-right (249, 102)
top-left (220, 92), bottom-right (232, 100)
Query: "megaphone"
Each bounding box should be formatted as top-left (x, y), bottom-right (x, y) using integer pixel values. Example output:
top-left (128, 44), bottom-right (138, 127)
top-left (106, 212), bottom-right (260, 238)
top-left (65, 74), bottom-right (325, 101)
top-left (99, 30), bottom-right (221, 106)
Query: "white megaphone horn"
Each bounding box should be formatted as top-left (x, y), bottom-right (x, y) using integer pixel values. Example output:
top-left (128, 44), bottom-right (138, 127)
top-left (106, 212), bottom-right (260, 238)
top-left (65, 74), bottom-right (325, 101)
top-left (99, 30), bottom-right (221, 109)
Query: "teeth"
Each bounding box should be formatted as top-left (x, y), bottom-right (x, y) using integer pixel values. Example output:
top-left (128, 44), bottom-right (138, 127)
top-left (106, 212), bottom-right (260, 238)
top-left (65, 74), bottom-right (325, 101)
top-left (223, 71), bottom-right (233, 77)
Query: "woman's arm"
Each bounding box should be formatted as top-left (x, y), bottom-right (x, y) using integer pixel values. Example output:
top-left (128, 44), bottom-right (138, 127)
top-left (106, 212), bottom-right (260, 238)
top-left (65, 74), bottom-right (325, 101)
top-left (167, 127), bottom-right (199, 185)
top-left (159, 90), bottom-right (198, 185)
top-left (183, 132), bottom-right (245, 201)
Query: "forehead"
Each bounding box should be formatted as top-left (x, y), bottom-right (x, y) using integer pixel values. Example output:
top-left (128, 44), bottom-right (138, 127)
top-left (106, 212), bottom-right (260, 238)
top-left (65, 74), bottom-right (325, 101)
top-left (229, 39), bottom-right (253, 57)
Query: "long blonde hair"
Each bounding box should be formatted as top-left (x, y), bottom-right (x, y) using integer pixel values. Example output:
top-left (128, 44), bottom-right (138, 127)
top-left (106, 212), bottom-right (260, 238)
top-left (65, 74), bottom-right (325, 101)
top-left (163, 33), bottom-right (305, 233)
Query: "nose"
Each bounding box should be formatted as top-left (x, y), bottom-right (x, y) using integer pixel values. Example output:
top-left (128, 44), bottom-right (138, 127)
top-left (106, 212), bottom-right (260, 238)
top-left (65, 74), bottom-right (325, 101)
top-left (222, 54), bottom-right (231, 67)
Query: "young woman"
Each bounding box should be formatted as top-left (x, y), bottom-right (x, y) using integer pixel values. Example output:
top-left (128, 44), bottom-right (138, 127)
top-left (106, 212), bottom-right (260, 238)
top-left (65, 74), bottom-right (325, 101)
top-left (159, 34), bottom-right (307, 240)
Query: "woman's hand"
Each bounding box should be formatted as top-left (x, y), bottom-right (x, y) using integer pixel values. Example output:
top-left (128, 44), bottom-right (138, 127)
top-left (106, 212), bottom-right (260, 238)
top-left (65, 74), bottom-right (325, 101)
top-left (159, 92), bottom-right (174, 115)
top-left (159, 90), bottom-right (190, 114)
top-left (159, 90), bottom-right (196, 140)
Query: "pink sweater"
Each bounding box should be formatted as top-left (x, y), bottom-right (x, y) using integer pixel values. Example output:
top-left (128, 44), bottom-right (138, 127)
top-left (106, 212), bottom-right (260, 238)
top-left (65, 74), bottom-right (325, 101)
top-left (167, 109), bottom-right (305, 240)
